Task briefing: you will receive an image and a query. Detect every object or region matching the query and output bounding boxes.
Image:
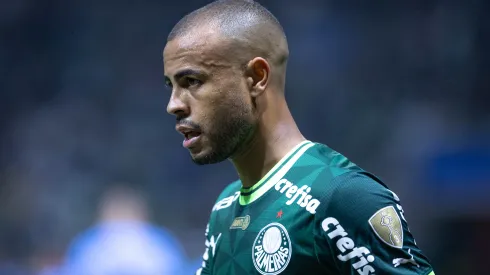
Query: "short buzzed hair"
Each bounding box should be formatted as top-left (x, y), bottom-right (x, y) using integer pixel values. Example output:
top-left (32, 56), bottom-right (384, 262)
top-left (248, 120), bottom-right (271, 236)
top-left (168, 0), bottom-right (284, 41)
top-left (167, 0), bottom-right (289, 67)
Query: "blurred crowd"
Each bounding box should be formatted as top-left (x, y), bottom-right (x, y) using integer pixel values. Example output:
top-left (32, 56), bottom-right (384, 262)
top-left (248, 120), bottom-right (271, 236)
top-left (0, 0), bottom-right (489, 274)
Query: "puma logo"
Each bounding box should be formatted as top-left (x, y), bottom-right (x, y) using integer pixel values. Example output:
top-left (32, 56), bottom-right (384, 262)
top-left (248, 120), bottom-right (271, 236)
top-left (393, 249), bottom-right (419, 268)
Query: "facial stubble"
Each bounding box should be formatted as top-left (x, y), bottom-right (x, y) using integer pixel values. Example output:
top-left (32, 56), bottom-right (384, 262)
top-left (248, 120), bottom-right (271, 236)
top-left (191, 92), bottom-right (255, 165)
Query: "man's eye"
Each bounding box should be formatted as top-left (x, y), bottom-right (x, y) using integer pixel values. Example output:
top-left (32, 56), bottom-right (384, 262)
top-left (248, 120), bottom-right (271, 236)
top-left (186, 78), bottom-right (202, 87)
top-left (165, 80), bottom-right (173, 89)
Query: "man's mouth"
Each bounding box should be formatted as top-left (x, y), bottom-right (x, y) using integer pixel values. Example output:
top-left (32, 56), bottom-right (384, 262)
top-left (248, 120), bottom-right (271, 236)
top-left (182, 131), bottom-right (201, 148)
top-left (176, 124), bottom-right (202, 148)
top-left (184, 130), bottom-right (200, 140)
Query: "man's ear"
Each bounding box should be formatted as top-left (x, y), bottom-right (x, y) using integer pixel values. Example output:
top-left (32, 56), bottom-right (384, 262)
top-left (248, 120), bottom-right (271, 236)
top-left (245, 57), bottom-right (270, 98)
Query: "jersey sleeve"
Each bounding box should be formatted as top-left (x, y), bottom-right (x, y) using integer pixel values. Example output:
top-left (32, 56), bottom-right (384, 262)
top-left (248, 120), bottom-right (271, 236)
top-left (313, 172), bottom-right (435, 275)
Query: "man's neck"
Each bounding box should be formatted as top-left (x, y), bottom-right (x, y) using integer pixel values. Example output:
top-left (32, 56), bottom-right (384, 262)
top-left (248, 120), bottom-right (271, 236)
top-left (231, 121), bottom-right (305, 189)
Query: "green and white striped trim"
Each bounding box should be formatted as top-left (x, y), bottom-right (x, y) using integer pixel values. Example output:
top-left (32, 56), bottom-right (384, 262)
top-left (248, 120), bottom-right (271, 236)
top-left (239, 140), bottom-right (315, 205)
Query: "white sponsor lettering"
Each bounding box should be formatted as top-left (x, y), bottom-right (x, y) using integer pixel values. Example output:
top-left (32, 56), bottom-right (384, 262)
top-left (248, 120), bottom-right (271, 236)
top-left (212, 191), bottom-right (240, 212)
top-left (322, 217), bottom-right (376, 274)
top-left (196, 224), bottom-right (222, 275)
top-left (274, 179), bottom-right (320, 214)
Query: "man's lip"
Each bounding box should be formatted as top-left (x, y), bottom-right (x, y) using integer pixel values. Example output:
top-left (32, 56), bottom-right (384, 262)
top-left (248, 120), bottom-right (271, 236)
top-left (175, 125), bottom-right (201, 137)
top-left (183, 135), bottom-right (201, 148)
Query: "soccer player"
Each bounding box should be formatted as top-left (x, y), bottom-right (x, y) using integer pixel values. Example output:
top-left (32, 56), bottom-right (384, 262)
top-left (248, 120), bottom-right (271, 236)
top-left (163, 0), bottom-right (435, 274)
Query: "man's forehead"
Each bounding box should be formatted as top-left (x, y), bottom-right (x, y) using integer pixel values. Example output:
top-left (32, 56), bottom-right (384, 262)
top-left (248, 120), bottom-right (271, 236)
top-left (164, 25), bottom-right (223, 57)
top-left (164, 31), bottom-right (236, 74)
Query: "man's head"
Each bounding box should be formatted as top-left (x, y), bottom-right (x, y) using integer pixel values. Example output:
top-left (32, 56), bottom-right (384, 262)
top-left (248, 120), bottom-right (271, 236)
top-left (164, 0), bottom-right (289, 165)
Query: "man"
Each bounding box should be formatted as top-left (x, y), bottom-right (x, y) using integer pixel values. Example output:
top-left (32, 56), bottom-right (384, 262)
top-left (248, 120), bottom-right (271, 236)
top-left (163, 0), bottom-right (435, 274)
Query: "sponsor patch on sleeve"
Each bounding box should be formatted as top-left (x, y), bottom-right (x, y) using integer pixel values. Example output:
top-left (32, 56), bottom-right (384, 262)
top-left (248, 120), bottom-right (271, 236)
top-left (368, 205), bottom-right (403, 249)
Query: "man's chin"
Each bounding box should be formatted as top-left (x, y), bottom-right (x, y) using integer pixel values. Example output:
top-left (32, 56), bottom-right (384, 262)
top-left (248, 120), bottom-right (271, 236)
top-left (190, 150), bottom-right (229, 165)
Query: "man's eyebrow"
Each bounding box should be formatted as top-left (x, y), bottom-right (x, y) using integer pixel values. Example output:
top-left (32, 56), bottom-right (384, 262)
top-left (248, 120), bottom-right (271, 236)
top-left (175, 69), bottom-right (205, 79)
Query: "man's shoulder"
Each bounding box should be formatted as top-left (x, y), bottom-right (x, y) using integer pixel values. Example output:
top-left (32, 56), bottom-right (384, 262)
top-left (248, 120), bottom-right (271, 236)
top-left (210, 180), bottom-right (241, 212)
top-left (297, 142), bottom-right (366, 194)
top-left (311, 170), bottom-right (389, 199)
top-left (303, 142), bottom-right (363, 177)
top-left (302, 143), bottom-right (390, 204)
top-left (309, 168), bottom-right (395, 226)
top-left (216, 180), bottom-right (241, 201)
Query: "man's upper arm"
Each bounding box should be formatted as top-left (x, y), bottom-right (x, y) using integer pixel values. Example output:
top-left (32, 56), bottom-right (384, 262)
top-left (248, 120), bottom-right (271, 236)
top-left (314, 172), bottom-right (435, 275)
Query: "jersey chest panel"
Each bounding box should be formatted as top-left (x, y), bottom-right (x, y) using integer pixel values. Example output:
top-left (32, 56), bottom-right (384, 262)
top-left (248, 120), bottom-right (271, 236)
top-left (211, 190), bottom-right (325, 275)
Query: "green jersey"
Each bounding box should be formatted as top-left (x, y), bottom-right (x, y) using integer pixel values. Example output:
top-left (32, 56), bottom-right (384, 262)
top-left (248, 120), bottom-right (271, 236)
top-left (196, 140), bottom-right (435, 275)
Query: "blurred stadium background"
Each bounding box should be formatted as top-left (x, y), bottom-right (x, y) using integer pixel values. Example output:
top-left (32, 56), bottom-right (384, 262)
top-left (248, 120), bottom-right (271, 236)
top-left (1, 0), bottom-right (489, 274)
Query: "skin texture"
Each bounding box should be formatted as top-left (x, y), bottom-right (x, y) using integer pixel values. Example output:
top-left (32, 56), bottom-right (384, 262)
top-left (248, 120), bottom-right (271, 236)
top-left (164, 20), bottom-right (304, 188)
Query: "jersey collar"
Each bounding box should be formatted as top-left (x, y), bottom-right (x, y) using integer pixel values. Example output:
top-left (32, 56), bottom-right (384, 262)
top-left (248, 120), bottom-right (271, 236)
top-left (239, 140), bottom-right (315, 205)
